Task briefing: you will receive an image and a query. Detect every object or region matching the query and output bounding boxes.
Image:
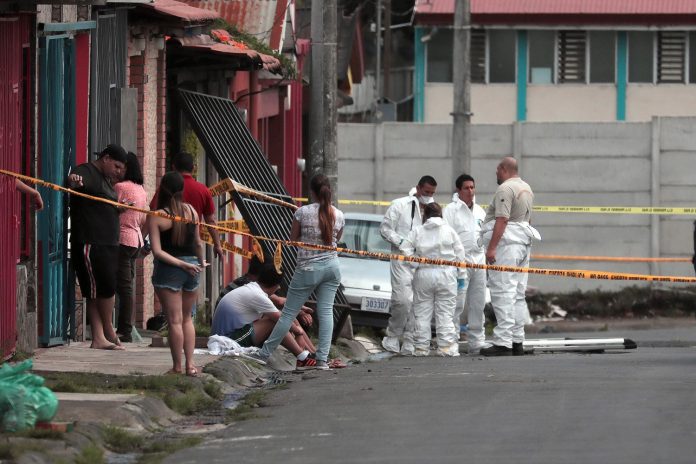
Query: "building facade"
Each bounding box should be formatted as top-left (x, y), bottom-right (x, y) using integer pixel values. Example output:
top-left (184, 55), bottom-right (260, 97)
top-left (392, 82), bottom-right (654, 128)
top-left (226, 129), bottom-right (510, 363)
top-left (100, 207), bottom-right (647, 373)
top-left (414, 0), bottom-right (696, 123)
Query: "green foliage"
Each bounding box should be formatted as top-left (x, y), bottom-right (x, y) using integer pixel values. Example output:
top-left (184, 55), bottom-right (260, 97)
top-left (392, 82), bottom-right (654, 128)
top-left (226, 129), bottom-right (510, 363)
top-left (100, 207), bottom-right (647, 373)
top-left (139, 436), bottom-right (203, 464)
top-left (40, 372), bottom-right (220, 416)
top-left (209, 18), bottom-right (297, 79)
top-left (225, 389), bottom-right (267, 423)
top-left (74, 444), bottom-right (104, 464)
top-left (102, 425), bottom-right (145, 453)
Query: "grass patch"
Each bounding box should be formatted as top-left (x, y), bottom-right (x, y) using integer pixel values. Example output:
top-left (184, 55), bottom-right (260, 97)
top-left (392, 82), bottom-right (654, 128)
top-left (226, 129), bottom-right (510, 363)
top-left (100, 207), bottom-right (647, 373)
top-left (74, 444), bottom-right (104, 464)
top-left (0, 440), bottom-right (46, 460)
top-left (40, 372), bottom-right (220, 416)
top-left (225, 389), bottom-right (268, 423)
top-left (139, 436), bottom-right (203, 464)
top-left (165, 390), bottom-right (217, 416)
top-left (8, 350), bottom-right (33, 362)
top-left (101, 425), bottom-right (145, 453)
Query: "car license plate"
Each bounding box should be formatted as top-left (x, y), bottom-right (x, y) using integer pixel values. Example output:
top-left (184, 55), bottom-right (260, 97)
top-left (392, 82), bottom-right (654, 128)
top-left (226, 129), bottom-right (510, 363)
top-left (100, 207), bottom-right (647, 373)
top-left (360, 297), bottom-right (390, 313)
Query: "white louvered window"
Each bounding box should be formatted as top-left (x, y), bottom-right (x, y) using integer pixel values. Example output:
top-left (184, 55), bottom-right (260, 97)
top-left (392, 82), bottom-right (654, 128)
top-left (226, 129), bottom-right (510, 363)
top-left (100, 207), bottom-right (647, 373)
top-left (658, 31), bottom-right (686, 83)
top-left (470, 28), bottom-right (486, 83)
top-left (557, 30), bottom-right (587, 83)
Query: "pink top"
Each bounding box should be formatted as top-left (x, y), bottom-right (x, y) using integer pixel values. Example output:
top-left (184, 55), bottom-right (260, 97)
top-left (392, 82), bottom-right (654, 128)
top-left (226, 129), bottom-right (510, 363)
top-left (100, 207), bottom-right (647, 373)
top-left (114, 181), bottom-right (148, 248)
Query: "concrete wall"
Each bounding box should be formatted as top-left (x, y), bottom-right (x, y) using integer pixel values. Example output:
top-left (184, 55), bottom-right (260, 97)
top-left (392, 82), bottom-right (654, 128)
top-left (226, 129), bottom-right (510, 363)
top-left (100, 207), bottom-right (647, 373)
top-left (425, 83), bottom-right (696, 123)
top-left (337, 117), bottom-right (696, 293)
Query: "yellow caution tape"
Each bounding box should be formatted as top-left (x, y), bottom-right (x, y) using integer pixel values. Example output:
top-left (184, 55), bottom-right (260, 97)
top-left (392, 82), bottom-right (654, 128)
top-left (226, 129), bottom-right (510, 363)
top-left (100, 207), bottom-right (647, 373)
top-left (200, 227), bottom-right (254, 259)
top-left (5, 169), bottom-right (695, 283)
top-left (532, 254), bottom-right (692, 263)
top-left (217, 219), bottom-right (249, 233)
top-left (294, 197), bottom-right (696, 214)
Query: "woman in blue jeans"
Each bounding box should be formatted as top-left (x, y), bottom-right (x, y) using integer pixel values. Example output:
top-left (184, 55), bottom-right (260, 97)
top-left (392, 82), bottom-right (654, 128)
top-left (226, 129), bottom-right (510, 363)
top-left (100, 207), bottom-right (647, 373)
top-left (254, 174), bottom-right (344, 370)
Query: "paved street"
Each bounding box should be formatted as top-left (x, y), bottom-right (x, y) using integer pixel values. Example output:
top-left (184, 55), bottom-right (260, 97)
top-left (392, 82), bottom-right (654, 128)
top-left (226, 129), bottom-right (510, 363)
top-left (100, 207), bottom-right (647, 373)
top-left (168, 341), bottom-right (696, 464)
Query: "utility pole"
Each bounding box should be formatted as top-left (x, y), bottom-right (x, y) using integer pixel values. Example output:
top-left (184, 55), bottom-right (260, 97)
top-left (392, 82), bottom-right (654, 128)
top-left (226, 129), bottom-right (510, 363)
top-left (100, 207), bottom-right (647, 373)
top-left (309, 0), bottom-right (338, 197)
top-left (375, 0), bottom-right (382, 105)
top-left (451, 0), bottom-right (471, 180)
top-left (383, 0), bottom-right (391, 101)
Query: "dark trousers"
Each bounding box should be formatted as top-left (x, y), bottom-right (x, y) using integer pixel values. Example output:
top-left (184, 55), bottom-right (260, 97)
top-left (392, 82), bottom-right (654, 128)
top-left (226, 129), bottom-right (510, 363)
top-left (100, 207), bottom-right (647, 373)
top-left (116, 244), bottom-right (140, 336)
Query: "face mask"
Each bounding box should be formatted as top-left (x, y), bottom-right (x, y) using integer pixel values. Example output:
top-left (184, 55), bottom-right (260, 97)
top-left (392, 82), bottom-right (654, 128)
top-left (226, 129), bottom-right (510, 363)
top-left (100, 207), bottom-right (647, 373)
top-left (419, 195), bottom-right (434, 205)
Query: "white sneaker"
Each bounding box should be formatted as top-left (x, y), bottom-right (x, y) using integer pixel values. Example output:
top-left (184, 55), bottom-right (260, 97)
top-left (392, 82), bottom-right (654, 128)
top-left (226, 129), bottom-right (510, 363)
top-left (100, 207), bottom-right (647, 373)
top-left (381, 336), bottom-right (401, 353)
top-left (315, 360), bottom-right (331, 370)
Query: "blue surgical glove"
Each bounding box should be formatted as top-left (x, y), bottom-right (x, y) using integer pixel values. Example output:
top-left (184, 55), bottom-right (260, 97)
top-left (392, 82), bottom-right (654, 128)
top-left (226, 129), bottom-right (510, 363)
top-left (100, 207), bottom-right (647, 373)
top-left (457, 278), bottom-right (466, 290)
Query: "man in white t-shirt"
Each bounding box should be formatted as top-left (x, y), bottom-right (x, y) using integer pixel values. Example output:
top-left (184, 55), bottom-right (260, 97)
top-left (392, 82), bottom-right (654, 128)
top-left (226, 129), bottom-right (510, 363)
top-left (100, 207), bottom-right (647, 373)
top-left (212, 264), bottom-right (317, 369)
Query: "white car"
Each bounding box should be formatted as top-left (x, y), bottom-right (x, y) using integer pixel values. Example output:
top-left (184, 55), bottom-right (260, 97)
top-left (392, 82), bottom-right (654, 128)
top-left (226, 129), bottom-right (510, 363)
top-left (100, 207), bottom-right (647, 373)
top-left (338, 213), bottom-right (393, 328)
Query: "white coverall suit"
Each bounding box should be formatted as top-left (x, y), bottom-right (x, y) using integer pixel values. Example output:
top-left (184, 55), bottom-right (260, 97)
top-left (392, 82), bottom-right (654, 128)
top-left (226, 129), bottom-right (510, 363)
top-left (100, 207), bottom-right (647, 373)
top-left (480, 220), bottom-right (540, 348)
top-left (443, 193), bottom-right (488, 353)
top-left (380, 188), bottom-right (423, 353)
top-left (400, 217), bottom-right (467, 356)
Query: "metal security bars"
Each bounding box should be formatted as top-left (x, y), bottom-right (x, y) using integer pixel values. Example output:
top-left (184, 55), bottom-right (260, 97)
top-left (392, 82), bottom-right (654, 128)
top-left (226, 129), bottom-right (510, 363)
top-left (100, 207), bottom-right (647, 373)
top-left (177, 89), bottom-right (350, 339)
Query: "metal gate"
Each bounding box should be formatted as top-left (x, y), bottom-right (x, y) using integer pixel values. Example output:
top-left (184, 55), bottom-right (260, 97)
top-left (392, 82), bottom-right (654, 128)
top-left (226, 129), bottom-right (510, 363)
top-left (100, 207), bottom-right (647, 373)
top-left (177, 89), bottom-right (351, 339)
top-left (0, 15), bottom-right (30, 359)
top-left (89, 8), bottom-right (127, 154)
top-left (38, 35), bottom-right (75, 346)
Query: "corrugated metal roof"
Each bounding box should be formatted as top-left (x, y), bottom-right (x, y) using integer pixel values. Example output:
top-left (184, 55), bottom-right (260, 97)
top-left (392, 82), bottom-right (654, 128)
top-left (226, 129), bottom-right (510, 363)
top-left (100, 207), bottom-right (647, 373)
top-left (142, 0), bottom-right (219, 22)
top-left (179, 0), bottom-right (285, 48)
top-left (415, 0), bottom-right (696, 16)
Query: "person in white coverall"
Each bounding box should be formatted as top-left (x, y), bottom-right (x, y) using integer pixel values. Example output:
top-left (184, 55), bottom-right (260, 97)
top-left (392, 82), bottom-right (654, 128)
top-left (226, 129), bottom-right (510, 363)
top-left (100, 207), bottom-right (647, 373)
top-left (379, 175), bottom-right (438, 353)
top-left (480, 157), bottom-right (540, 357)
top-left (443, 174), bottom-right (490, 355)
top-left (400, 202), bottom-right (466, 356)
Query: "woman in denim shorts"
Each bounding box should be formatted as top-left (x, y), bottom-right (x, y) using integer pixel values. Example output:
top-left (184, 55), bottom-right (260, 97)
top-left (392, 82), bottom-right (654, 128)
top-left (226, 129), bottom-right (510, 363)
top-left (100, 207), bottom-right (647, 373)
top-left (149, 171), bottom-right (205, 376)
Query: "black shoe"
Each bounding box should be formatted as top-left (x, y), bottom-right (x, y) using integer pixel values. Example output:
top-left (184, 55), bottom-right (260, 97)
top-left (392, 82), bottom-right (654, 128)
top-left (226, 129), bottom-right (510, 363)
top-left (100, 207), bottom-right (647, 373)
top-left (480, 345), bottom-right (513, 357)
top-left (118, 334), bottom-right (133, 343)
top-left (512, 342), bottom-right (524, 356)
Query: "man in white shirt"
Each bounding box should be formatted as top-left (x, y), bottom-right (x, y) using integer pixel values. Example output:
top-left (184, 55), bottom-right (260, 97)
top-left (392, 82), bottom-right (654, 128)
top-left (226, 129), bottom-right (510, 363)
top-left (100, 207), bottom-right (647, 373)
top-left (212, 264), bottom-right (317, 369)
top-left (443, 174), bottom-right (490, 355)
top-left (379, 175), bottom-right (437, 353)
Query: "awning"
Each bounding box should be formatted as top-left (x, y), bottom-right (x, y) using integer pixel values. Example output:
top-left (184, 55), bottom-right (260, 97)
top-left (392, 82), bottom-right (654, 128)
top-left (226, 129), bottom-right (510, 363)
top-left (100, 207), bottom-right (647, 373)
top-left (170, 34), bottom-right (282, 73)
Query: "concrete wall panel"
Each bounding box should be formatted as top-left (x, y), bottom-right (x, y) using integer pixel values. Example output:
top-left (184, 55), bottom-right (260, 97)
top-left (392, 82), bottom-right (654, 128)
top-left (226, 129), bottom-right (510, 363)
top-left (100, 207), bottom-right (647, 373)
top-left (523, 157), bottom-right (651, 192)
top-left (337, 124), bottom-right (376, 160)
top-left (660, 117), bottom-right (696, 151)
top-left (383, 124), bottom-right (451, 158)
top-left (661, 151), bottom-right (696, 186)
top-left (337, 117), bottom-right (696, 293)
top-left (521, 123), bottom-right (651, 157)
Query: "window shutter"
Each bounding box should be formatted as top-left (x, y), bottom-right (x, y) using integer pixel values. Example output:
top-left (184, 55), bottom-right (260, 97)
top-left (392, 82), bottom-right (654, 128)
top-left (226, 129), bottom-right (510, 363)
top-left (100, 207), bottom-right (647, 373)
top-left (658, 31), bottom-right (686, 83)
top-left (470, 28), bottom-right (486, 83)
top-left (557, 30), bottom-right (586, 83)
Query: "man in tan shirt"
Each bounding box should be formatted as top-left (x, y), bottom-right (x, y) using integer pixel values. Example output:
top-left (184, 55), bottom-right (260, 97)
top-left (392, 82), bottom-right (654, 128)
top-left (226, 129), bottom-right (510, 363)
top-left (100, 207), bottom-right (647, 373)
top-left (480, 157), bottom-right (538, 356)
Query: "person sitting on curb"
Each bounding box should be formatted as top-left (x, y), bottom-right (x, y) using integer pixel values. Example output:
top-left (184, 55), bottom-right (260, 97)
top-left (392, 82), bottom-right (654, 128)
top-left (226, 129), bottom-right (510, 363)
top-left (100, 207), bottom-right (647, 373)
top-left (216, 255), bottom-right (316, 352)
top-left (212, 264), bottom-right (318, 370)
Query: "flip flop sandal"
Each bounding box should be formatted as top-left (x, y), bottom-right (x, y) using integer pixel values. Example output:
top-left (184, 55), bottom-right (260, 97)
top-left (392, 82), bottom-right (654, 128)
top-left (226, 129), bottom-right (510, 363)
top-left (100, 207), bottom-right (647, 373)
top-left (165, 369), bottom-right (181, 375)
top-left (328, 359), bottom-right (347, 369)
top-left (186, 367), bottom-right (199, 377)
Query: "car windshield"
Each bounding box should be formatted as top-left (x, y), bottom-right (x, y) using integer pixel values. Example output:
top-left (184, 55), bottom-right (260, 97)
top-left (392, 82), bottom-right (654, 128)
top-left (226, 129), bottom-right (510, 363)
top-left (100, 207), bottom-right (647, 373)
top-left (342, 218), bottom-right (391, 254)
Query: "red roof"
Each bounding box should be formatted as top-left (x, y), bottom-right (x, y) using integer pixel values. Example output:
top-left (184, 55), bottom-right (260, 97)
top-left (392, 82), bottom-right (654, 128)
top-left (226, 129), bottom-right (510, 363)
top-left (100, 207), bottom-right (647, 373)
top-left (178, 1), bottom-right (288, 50)
top-left (142, 0), bottom-right (219, 22)
top-left (415, 0), bottom-right (696, 15)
